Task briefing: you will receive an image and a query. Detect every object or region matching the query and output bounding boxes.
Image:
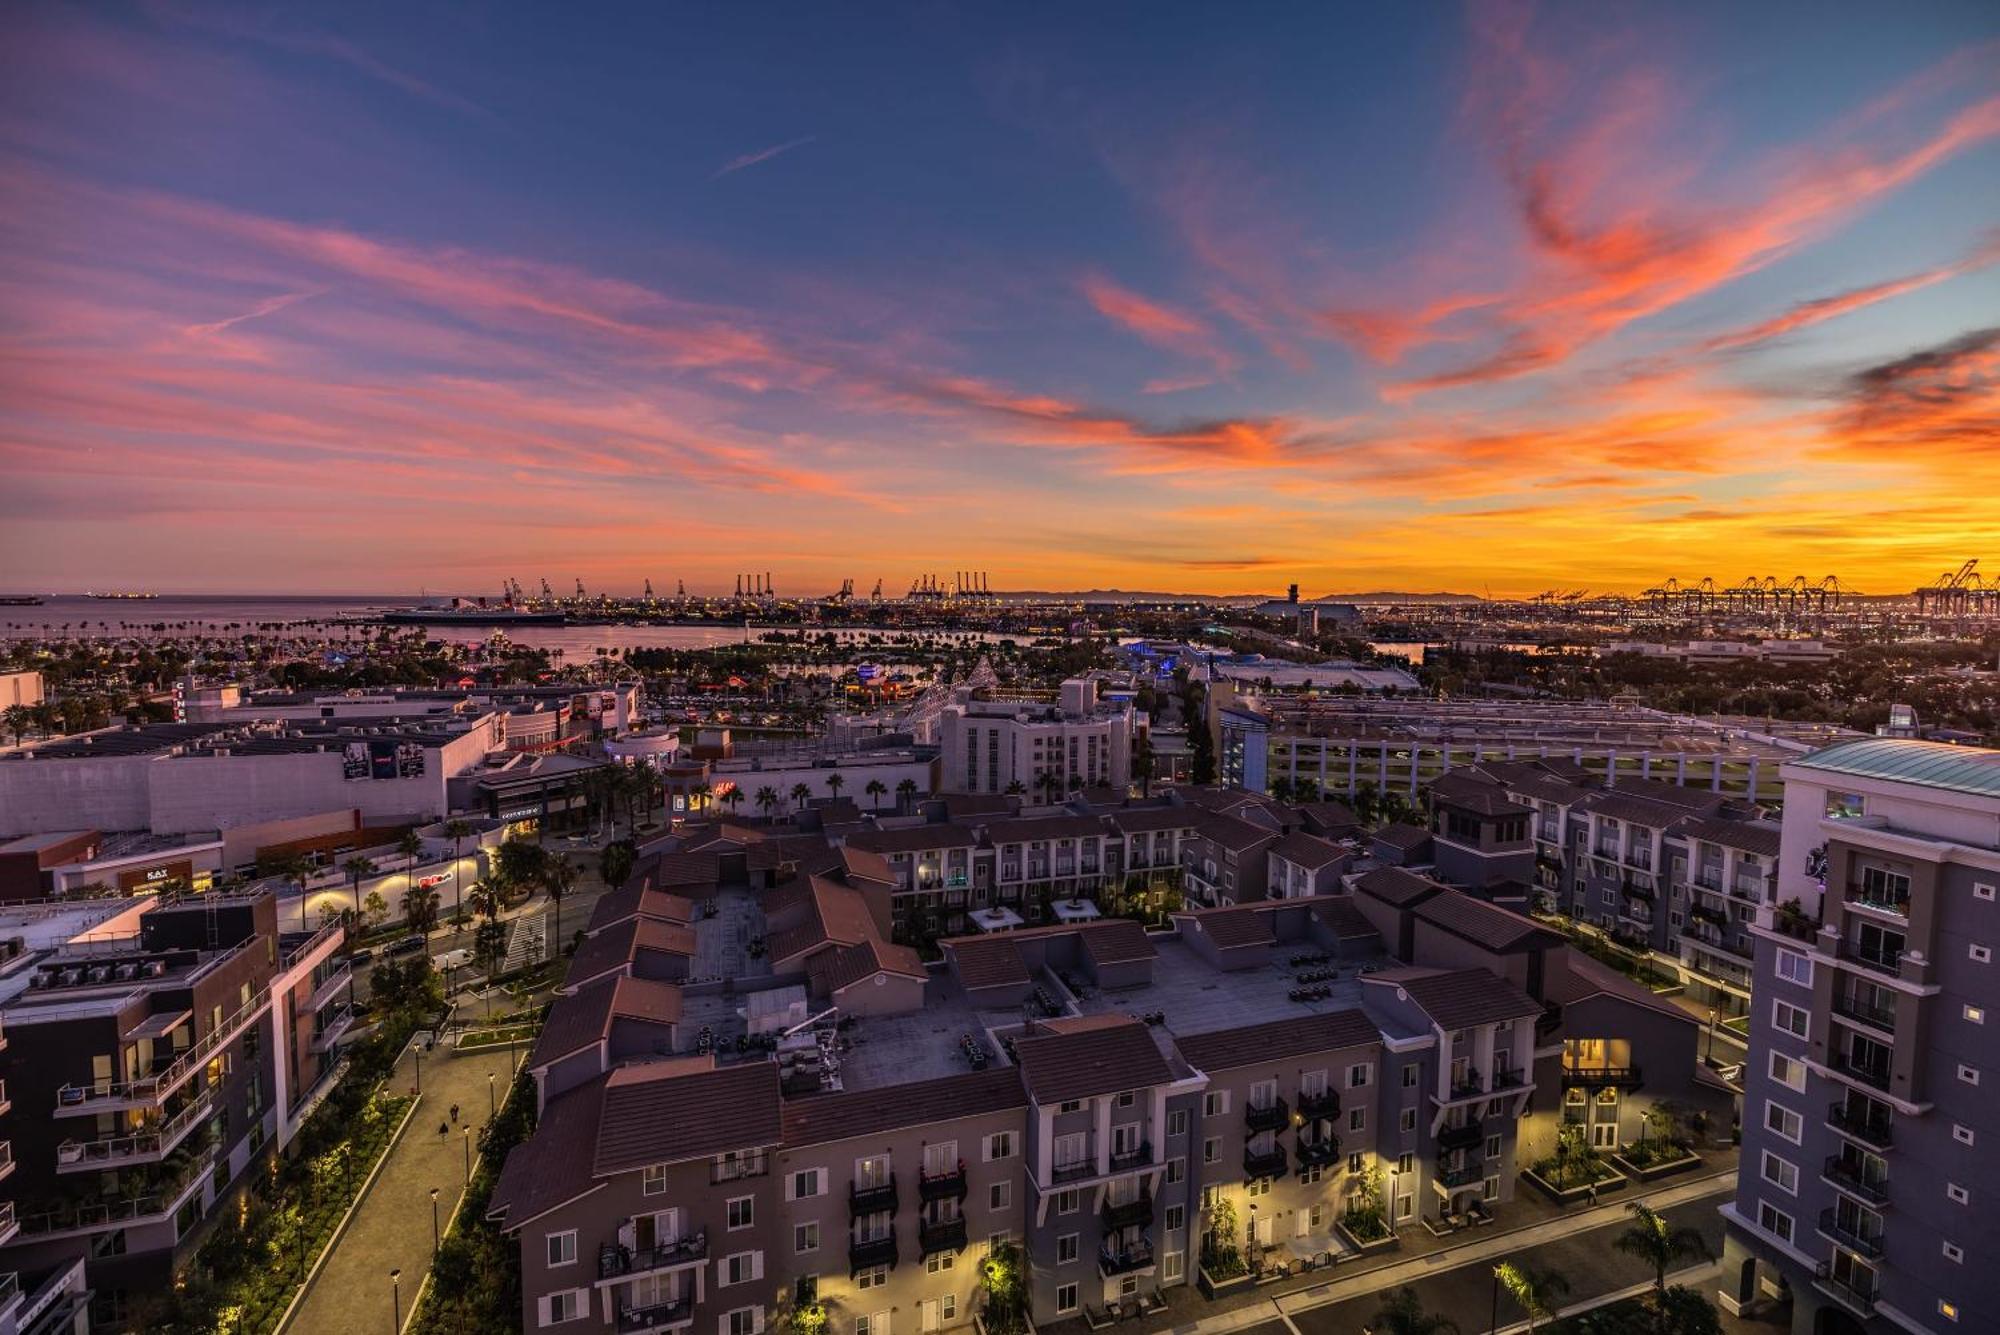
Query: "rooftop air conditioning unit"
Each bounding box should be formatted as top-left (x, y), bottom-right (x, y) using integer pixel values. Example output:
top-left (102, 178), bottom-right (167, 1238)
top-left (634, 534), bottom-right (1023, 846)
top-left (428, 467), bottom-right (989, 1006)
top-left (146, 960), bottom-right (167, 977)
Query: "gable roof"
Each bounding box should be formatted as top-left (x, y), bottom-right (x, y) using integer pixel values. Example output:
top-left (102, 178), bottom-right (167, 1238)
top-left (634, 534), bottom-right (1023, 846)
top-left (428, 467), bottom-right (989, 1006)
top-left (782, 1068), bottom-right (1027, 1147)
top-left (1107, 805), bottom-right (1202, 834)
top-left (1175, 903), bottom-right (1275, 950)
top-left (1410, 890), bottom-right (1564, 954)
top-left (1370, 822), bottom-right (1433, 851)
top-left (1269, 831), bottom-right (1346, 870)
top-left (489, 1072), bottom-right (611, 1227)
top-left (1429, 772), bottom-right (1532, 817)
top-left (532, 974), bottom-right (684, 1070)
top-left (1354, 866), bottom-right (1444, 908)
top-left (1546, 951), bottom-right (1692, 1026)
top-left (1079, 918), bottom-right (1157, 968)
top-left (1193, 812), bottom-right (1279, 853)
top-left (943, 935), bottom-right (1031, 991)
top-left (1309, 896), bottom-right (1380, 940)
top-left (766, 875), bottom-right (887, 967)
top-left (977, 814), bottom-right (1109, 844)
top-left (594, 1058), bottom-right (784, 1176)
top-left (586, 884), bottom-right (695, 937)
top-left (1011, 1016), bottom-right (1176, 1105)
top-left (1378, 967), bottom-right (1543, 1029)
top-left (1673, 816), bottom-right (1782, 859)
top-left (844, 823), bottom-right (979, 856)
top-left (1174, 1008), bottom-right (1380, 1071)
top-left (564, 917), bottom-right (697, 990)
top-left (807, 937), bottom-right (928, 995)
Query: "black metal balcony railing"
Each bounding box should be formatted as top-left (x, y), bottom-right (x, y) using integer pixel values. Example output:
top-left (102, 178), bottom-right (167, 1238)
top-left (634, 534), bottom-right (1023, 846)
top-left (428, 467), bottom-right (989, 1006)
top-left (1437, 1122), bottom-right (1482, 1153)
top-left (1826, 1103), bottom-right (1893, 1150)
top-left (1296, 1088), bottom-right (1340, 1121)
top-left (617, 1296), bottom-right (694, 1334)
top-left (1243, 1145), bottom-right (1288, 1179)
top-left (1813, 1261), bottom-right (1877, 1316)
top-left (1051, 1156), bottom-right (1097, 1184)
top-left (1835, 938), bottom-right (1904, 977)
top-left (849, 1175), bottom-right (898, 1215)
top-left (1560, 1064), bottom-right (1641, 1088)
top-left (600, 1231), bottom-right (709, 1280)
top-left (1817, 1208), bottom-right (1887, 1260)
top-left (1489, 1067), bottom-right (1526, 1091)
top-left (918, 1216), bottom-right (968, 1256)
top-left (1098, 1239), bottom-right (1155, 1276)
top-left (1101, 1190), bottom-right (1154, 1230)
top-left (1829, 1052), bottom-right (1893, 1092)
top-left (1823, 1156), bottom-right (1890, 1207)
top-left (1448, 1069), bottom-right (1484, 1099)
top-left (848, 1234), bottom-right (899, 1275)
top-left (1295, 1134), bottom-right (1342, 1168)
top-left (1107, 1140), bottom-right (1152, 1172)
top-left (1831, 992), bottom-right (1897, 1033)
top-left (1844, 884), bottom-right (1910, 919)
top-left (1244, 1098), bottom-right (1289, 1134)
top-left (918, 1161), bottom-right (967, 1202)
top-left (1435, 1163), bottom-right (1482, 1188)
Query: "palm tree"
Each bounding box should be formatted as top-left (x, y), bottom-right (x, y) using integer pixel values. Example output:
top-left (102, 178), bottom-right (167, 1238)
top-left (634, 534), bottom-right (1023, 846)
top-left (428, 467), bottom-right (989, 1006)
top-left (442, 818), bottom-right (475, 923)
top-left (405, 883), bottom-right (442, 934)
top-left (1651, 1287), bottom-right (1722, 1335)
top-left (466, 877), bottom-right (502, 923)
top-left (864, 779), bottom-right (887, 812)
top-left (339, 856), bottom-right (378, 917)
top-left (2, 705), bottom-right (27, 745)
top-left (788, 782), bottom-right (812, 815)
top-left (1615, 1202), bottom-right (1713, 1309)
top-left (1494, 1260), bottom-right (1570, 1333)
top-left (895, 778), bottom-right (918, 814)
top-left (1368, 1287), bottom-right (1458, 1335)
top-left (825, 773), bottom-right (845, 804)
top-left (1003, 779), bottom-right (1026, 797)
top-left (722, 786), bottom-right (746, 817)
top-left (755, 786), bottom-right (779, 821)
top-left (396, 828), bottom-right (425, 915)
top-left (543, 854), bottom-right (579, 950)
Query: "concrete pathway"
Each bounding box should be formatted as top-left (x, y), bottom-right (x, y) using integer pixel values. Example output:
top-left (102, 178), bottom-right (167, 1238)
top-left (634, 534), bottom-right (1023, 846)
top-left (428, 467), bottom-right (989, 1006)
top-left (284, 1026), bottom-right (524, 1335)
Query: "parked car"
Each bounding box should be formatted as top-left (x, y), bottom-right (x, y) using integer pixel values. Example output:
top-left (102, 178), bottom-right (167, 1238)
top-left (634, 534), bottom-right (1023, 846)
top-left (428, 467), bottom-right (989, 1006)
top-left (388, 934), bottom-right (427, 958)
top-left (347, 946), bottom-right (375, 966)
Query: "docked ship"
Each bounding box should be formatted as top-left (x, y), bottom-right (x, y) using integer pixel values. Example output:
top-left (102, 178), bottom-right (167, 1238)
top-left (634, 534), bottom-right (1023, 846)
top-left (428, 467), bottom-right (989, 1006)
top-left (0, 595), bottom-right (45, 605)
top-left (84, 591), bottom-right (159, 600)
top-left (375, 598), bottom-right (567, 626)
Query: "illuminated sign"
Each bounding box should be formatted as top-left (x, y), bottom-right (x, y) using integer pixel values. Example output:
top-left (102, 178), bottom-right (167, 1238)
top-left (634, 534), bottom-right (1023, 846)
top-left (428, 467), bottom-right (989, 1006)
top-left (416, 870), bottom-right (454, 889)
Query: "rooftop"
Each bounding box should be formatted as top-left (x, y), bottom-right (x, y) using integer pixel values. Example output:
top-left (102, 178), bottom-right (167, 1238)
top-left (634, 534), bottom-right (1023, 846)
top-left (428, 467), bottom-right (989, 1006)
top-left (1791, 737), bottom-right (2000, 799)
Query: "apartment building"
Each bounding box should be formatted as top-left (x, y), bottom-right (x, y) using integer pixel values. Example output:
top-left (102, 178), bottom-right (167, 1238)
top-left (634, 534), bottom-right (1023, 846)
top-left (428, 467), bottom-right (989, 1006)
top-left (493, 826), bottom-right (1720, 1334)
top-left (936, 681), bottom-right (1136, 798)
top-left (0, 889), bottom-right (347, 1326)
top-left (1723, 738), bottom-right (2000, 1334)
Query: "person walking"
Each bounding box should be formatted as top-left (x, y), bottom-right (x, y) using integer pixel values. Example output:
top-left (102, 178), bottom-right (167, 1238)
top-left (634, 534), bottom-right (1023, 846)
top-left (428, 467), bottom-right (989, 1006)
top-left (450, 1103), bottom-right (459, 1124)
top-left (439, 1120), bottom-right (450, 1139)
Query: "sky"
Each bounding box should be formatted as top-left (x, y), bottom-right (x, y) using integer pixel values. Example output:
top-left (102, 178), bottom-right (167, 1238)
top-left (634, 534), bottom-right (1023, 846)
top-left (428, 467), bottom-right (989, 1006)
top-left (1, 1), bottom-right (1996, 598)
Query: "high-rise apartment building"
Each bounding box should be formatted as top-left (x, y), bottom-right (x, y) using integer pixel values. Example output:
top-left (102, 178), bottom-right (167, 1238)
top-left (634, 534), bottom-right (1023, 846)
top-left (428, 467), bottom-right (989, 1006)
top-left (1723, 739), bottom-right (1999, 1333)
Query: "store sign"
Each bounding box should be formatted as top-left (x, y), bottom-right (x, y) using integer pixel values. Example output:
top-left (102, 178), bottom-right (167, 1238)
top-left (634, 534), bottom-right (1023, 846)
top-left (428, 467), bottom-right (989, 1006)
top-left (416, 870), bottom-right (454, 889)
top-left (342, 739), bottom-right (428, 781)
top-left (117, 859), bottom-right (193, 894)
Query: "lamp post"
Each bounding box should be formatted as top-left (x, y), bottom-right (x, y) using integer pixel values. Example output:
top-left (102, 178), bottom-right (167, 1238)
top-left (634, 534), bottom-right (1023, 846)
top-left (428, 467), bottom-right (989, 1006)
top-left (488, 1072), bottom-right (496, 1118)
top-left (431, 1186), bottom-right (441, 1253)
top-left (390, 1268), bottom-right (402, 1332)
top-left (1491, 1263), bottom-right (1504, 1335)
top-left (414, 1044), bottom-right (423, 1093)
top-left (1706, 1008), bottom-right (1718, 1065)
top-left (464, 1124), bottom-right (474, 1180)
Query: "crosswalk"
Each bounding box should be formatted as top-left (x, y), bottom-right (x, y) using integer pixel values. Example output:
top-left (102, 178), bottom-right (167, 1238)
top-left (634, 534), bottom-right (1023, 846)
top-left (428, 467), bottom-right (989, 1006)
top-left (503, 909), bottom-right (549, 972)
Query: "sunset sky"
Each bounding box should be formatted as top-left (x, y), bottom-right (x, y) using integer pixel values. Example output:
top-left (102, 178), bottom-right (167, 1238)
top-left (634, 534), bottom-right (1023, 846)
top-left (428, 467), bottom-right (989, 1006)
top-left (2, 2), bottom-right (1996, 597)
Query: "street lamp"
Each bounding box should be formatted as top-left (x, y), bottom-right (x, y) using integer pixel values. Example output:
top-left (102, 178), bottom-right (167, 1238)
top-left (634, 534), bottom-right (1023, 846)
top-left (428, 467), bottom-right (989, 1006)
top-left (390, 1268), bottom-right (402, 1332)
top-left (464, 1124), bottom-right (474, 1179)
top-left (431, 1186), bottom-right (441, 1253)
top-left (1706, 1008), bottom-right (1718, 1064)
top-left (1491, 1262), bottom-right (1505, 1334)
top-left (488, 1072), bottom-right (496, 1118)
top-left (414, 1043), bottom-right (423, 1094)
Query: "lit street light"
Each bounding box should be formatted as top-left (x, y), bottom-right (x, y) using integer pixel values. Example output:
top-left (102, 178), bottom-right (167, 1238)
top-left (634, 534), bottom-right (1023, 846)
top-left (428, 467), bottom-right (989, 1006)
top-left (464, 1124), bottom-right (474, 1179)
top-left (431, 1186), bottom-right (441, 1253)
top-left (390, 1268), bottom-right (402, 1332)
top-left (488, 1071), bottom-right (496, 1117)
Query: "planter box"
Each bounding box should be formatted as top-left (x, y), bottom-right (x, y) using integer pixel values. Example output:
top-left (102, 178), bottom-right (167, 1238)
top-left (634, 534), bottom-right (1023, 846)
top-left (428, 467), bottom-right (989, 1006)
top-left (1521, 1166), bottom-right (1629, 1204)
top-left (1335, 1218), bottom-right (1400, 1256)
top-left (1197, 1265), bottom-right (1254, 1300)
top-left (1611, 1148), bottom-right (1702, 1182)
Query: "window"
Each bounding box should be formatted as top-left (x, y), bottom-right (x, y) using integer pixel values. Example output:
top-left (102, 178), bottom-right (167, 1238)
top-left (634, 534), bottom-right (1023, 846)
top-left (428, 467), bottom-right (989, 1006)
top-left (541, 1290), bottom-right (585, 1325)
top-left (989, 1182), bottom-right (1011, 1211)
top-left (1771, 1000), bottom-right (1808, 1040)
top-left (1966, 1006), bottom-right (1986, 1025)
top-left (790, 1169), bottom-right (825, 1200)
top-left (1485, 1135), bottom-right (1501, 1159)
top-left (1768, 1052), bottom-right (1806, 1092)
top-left (1056, 1284), bottom-right (1078, 1315)
top-left (1760, 1153), bottom-right (1798, 1196)
top-left (722, 1252), bottom-right (764, 1286)
top-left (1940, 1301), bottom-right (1959, 1323)
top-left (1163, 1253), bottom-right (1184, 1282)
top-left (984, 1132), bottom-right (1015, 1161)
top-left (1401, 1064), bottom-right (1418, 1089)
top-left (726, 1311), bottom-right (763, 1335)
top-left (1947, 1183), bottom-right (1969, 1204)
top-left (1944, 1241), bottom-right (1965, 1263)
top-left (1348, 1152), bottom-right (1364, 1174)
top-left (795, 1223), bottom-right (820, 1254)
top-left (1396, 1151), bottom-right (1414, 1174)
top-left (1347, 1063), bottom-right (1372, 1089)
top-left (1203, 1137), bottom-right (1220, 1165)
top-left (1975, 883), bottom-right (1996, 902)
top-left (1167, 1109), bottom-right (1189, 1137)
top-left (857, 1266), bottom-right (888, 1291)
top-left (1117, 1091), bottom-right (1136, 1108)
top-left (1204, 1091), bottom-right (1230, 1117)
top-left (546, 1230), bottom-right (577, 1267)
top-left (1756, 1201), bottom-right (1793, 1244)
top-left (1057, 1234), bottom-right (1079, 1264)
top-left (1165, 1204), bottom-right (1184, 1233)
top-left (1059, 1099), bottom-right (1083, 1114)
top-left (728, 1196), bottom-right (755, 1230)
top-left (643, 1164), bottom-right (669, 1196)
top-left (1399, 1109), bottom-right (1417, 1133)
top-left (1765, 1103), bottom-right (1802, 1144)
top-left (1348, 1108), bottom-right (1366, 1133)
top-left (926, 1252), bottom-right (955, 1275)
top-left (1165, 1157), bottom-right (1184, 1185)
top-left (1774, 949), bottom-right (1812, 986)
top-left (1055, 1189), bottom-right (1078, 1215)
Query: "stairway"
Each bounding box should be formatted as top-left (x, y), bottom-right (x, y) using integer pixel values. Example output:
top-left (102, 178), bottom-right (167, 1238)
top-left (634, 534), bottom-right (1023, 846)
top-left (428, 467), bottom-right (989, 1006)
top-left (503, 911), bottom-right (549, 972)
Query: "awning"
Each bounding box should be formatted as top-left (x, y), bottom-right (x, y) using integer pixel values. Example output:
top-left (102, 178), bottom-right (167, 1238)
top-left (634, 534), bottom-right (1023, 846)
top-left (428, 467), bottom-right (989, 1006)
top-left (124, 1008), bottom-right (192, 1042)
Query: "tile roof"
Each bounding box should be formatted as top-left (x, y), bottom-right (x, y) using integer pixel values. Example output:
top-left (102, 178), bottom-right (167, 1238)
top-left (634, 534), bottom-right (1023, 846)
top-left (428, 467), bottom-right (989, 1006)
top-left (1354, 866), bottom-right (1444, 908)
top-left (1429, 772), bottom-right (1532, 817)
top-left (944, 935), bottom-right (1031, 991)
top-left (638, 850), bottom-right (725, 890)
top-left (1174, 1008), bottom-right (1380, 1072)
top-left (1177, 904), bottom-right (1274, 950)
top-left (593, 1058), bottom-right (784, 1175)
top-left (1107, 806), bottom-right (1203, 834)
top-left (807, 938), bottom-right (928, 994)
top-left (532, 974), bottom-right (684, 1069)
top-left (564, 917), bottom-right (697, 989)
top-left (1293, 801), bottom-right (1361, 834)
top-left (781, 1068), bottom-right (1027, 1147)
top-left (1370, 822), bottom-right (1434, 851)
top-left (1194, 813), bottom-right (1280, 852)
top-left (1672, 816), bottom-right (1783, 858)
top-left (766, 876), bottom-right (887, 967)
top-left (1410, 890), bottom-right (1564, 953)
top-left (1309, 897), bottom-right (1380, 939)
top-left (1012, 1016), bottom-right (1177, 1105)
top-left (1079, 918), bottom-right (1158, 967)
top-left (489, 1072), bottom-right (611, 1227)
top-left (1380, 967), bottom-right (1543, 1030)
top-left (1546, 951), bottom-right (1691, 1025)
top-left (977, 814), bottom-right (1110, 844)
top-left (586, 885), bottom-right (696, 936)
top-left (844, 823), bottom-right (980, 856)
top-left (1268, 831), bottom-right (1347, 870)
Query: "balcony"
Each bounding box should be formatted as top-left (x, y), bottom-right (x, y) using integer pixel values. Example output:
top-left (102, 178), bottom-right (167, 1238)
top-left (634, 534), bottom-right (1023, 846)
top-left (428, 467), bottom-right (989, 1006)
top-left (849, 1175), bottom-right (898, 1215)
top-left (0, 1079), bottom-right (8, 1116)
top-left (1561, 1064), bottom-right (1642, 1089)
top-left (918, 1161), bottom-right (967, 1203)
top-left (1435, 1162), bottom-right (1482, 1188)
top-left (1098, 1239), bottom-right (1155, 1276)
top-left (600, 1231), bottom-right (708, 1280)
top-left (919, 1215), bottom-right (968, 1256)
top-left (1243, 1145), bottom-right (1287, 1179)
top-left (57, 1086), bottom-right (214, 1172)
top-left (1490, 1067), bottom-right (1527, 1091)
top-left (53, 981), bottom-right (270, 1114)
top-left (1107, 1141), bottom-right (1153, 1173)
top-left (20, 1143), bottom-right (214, 1236)
top-left (617, 1297), bottom-right (694, 1334)
top-left (1051, 1155), bottom-right (1098, 1184)
top-left (1822, 1156), bottom-right (1890, 1207)
top-left (1101, 1190), bottom-right (1154, 1230)
top-left (1830, 992), bottom-right (1896, 1034)
top-left (848, 1233), bottom-right (899, 1275)
top-left (0, 1200), bottom-right (15, 1247)
top-left (310, 1004), bottom-right (357, 1053)
top-left (1812, 1262), bottom-right (1877, 1318)
top-left (1295, 1134), bottom-right (1342, 1168)
top-left (1244, 1098), bottom-right (1289, 1134)
top-left (1834, 938), bottom-right (1903, 978)
top-left (711, 1153), bottom-right (767, 1184)
top-left (1693, 868), bottom-right (1724, 893)
top-left (1827, 1052), bottom-right (1893, 1093)
top-left (1826, 1103), bottom-right (1892, 1151)
top-left (1296, 1088), bottom-right (1340, 1121)
top-left (1817, 1209), bottom-right (1887, 1260)
top-left (1843, 883), bottom-right (1910, 921)
top-left (1447, 1070), bottom-right (1485, 1099)
top-left (1437, 1122), bottom-right (1482, 1153)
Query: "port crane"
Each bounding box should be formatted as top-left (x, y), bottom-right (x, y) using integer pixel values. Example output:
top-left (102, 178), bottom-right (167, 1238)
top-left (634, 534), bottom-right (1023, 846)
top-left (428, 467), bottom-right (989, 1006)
top-left (1916, 559), bottom-right (1999, 617)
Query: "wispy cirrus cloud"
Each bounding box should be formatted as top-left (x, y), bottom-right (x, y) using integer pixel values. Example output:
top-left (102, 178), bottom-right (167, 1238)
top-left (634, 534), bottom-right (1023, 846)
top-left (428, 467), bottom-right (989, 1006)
top-left (1701, 231), bottom-right (2000, 352)
top-left (712, 135), bottom-right (818, 179)
top-left (1079, 272), bottom-right (1238, 375)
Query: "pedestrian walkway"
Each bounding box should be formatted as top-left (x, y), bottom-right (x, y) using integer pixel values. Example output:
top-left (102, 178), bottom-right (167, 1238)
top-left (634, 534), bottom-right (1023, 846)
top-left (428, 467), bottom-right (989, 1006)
top-left (284, 1030), bottom-right (524, 1335)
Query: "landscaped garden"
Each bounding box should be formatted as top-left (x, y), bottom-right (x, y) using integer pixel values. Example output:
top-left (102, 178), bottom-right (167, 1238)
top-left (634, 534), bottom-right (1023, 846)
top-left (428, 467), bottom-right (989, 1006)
top-left (409, 1064), bottom-right (538, 1333)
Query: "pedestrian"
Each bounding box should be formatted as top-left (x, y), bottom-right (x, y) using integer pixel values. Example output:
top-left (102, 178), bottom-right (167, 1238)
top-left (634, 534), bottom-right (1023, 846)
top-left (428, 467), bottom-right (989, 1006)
top-left (1587, 1181), bottom-right (1598, 1206)
top-left (450, 1103), bottom-right (459, 1124)
top-left (439, 1120), bottom-right (449, 1139)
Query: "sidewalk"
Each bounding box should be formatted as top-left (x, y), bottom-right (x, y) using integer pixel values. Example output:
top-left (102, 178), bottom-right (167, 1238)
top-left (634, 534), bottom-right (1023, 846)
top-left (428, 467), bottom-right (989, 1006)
top-left (284, 1030), bottom-right (524, 1335)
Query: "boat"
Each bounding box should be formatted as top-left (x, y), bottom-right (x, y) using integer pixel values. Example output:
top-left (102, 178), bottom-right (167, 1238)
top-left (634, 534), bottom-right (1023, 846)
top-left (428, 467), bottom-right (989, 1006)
top-left (376, 605), bottom-right (568, 627)
top-left (84, 592), bottom-right (159, 600)
top-left (0, 595), bottom-right (45, 605)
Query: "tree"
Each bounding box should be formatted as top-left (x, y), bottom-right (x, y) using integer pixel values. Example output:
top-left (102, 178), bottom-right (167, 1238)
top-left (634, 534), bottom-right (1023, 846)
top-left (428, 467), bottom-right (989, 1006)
top-left (397, 827), bottom-right (426, 909)
top-left (690, 781), bottom-right (713, 817)
top-left (1268, 777), bottom-right (1294, 803)
top-left (543, 854), bottom-right (579, 951)
top-left (405, 882), bottom-right (442, 934)
top-left (473, 918), bottom-right (509, 978)
top-left (1615, 1202), bottom-right (1713, 1310)
top-left (979, 1240), bottom-right (1028, 1335)
top-left (788, 781), bottom-right (812, 815)
top-left (441, 818), bottom-right (476, 922)
top-left (756, 786), bottom-right (779, 821)
top-left (1651, 1287), bottom-right (1723, 1335)
top-left (895, 778), bottom-right (918, 813)
top-left (361, 890), bottom-right (390, 931)
top-left (1368, 1287), bottom-right (1459, 1335)
top-left (2, 705), bottom-right (27, 745)
top-left (494, 839), bottom-right (547, 899)
top-left (825, 773), bottom-right (845, 804)
top-left (1132, 732), bottom-right (1155, 796)
top-left (600, 839), bottom-right (637, 891)
top-left (1003, 779), bottom-right (1026, 797)
top-left (1495, 1261), bottom-right (1569, 1333)
top-left (864, 778), bottom-right (887, 811)
top-left (1199, 1196), bottom-right (1243, 1278)
top-left (722, 786), bottom-right (746, 817)
top-left (340, 856), bottom-right (378, 916)
top-left (467, 877), bottom-right (502, 923)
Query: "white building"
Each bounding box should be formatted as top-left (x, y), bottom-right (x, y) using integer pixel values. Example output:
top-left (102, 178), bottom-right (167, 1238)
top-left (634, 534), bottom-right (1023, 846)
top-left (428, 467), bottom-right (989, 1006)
top-left (937, 678), bottom-right (1137, 796)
